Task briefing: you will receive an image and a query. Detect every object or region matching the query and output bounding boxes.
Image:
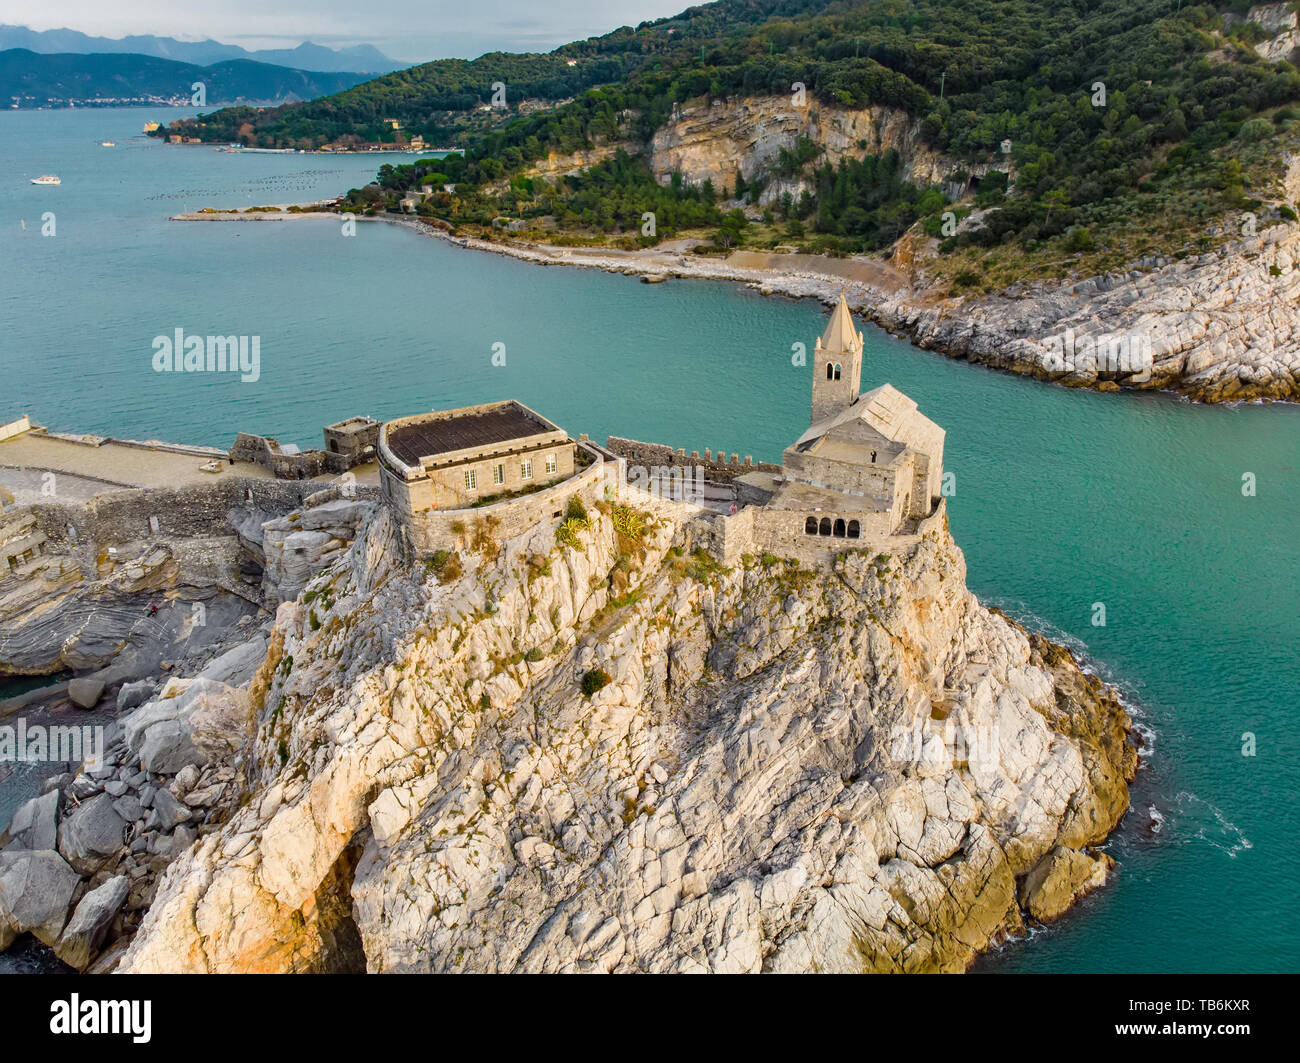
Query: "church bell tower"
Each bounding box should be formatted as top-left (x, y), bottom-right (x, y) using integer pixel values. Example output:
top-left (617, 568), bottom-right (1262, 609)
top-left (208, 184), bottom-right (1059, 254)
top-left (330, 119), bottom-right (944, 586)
top-left (811, 294), bottom-right (864, 424)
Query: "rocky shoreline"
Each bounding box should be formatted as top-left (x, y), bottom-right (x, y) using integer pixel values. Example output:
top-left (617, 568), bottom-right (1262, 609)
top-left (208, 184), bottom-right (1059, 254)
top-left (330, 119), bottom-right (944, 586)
top-left (1, 472), bottom-right (1138, 972)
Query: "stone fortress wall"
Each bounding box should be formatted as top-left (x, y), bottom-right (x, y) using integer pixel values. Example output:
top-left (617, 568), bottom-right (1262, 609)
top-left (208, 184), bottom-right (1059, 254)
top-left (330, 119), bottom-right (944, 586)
top-left (230, 415), bottom-right (380, 480)
top-left (22, 478), bottom-right (369, 553)
top-left (4, 477), bottom-right (379, 605)
top-left (605, 436), bottom-right (781, 482)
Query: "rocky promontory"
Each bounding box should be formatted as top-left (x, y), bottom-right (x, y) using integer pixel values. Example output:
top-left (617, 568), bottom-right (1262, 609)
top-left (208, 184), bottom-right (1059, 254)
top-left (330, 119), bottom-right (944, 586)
top-left (0, 478), bottom-right (1136, 974)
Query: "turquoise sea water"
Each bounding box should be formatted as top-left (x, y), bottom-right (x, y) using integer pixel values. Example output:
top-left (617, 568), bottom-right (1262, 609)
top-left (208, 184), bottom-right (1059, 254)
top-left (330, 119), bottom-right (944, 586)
top-left (1, 109), bottom-right (1297, 973)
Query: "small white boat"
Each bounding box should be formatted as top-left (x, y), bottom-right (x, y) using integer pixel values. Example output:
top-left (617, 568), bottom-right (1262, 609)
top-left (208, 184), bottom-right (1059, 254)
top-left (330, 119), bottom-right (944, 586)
top-left (30, 175), bottom-right (60, 185)
top-left (100, 140), bottom-right (115, 147)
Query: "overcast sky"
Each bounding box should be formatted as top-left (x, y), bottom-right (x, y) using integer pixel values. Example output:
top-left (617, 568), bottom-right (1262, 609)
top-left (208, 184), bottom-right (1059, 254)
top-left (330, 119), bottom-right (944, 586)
top-left (0, 0), bottom-right (693, 64)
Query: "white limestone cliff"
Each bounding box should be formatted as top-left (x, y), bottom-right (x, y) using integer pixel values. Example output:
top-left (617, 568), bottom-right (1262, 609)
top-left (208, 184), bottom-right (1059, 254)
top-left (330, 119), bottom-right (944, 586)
top-left (118, 491), bottom-right (1135, 973)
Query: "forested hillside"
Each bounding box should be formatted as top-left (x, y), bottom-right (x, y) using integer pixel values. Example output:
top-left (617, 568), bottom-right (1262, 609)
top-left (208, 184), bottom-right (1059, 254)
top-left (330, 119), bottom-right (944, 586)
top-left (0, 49), bottom-right (372, 107)
top-left (168, 1), bottom-right (1300, 284)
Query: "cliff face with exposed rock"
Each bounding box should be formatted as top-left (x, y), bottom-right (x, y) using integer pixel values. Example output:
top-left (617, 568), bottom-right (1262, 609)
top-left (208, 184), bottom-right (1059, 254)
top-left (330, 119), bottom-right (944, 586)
top-left (0, 481), bottom-right (374, 971)
top-left (648, 96), bottom-right (973, 202)
top-left (114, 488), bottom-right (1135, 974)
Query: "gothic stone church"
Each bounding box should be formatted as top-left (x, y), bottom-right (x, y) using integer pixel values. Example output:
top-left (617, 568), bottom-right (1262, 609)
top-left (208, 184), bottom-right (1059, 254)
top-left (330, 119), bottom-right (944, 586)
top-left (739, 296), bottom-right (945, 542)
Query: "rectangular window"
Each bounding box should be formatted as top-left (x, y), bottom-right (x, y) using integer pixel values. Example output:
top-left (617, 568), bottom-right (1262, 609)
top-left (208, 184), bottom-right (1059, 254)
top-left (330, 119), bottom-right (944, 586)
top-left (464, 469), bottom-right (477, 490)
top-left (521, 459), bottom-right (533, 481)
top-left (545, 453), bottom-right (557, 475)
top-left (494, 463), bottom-right (505, 486)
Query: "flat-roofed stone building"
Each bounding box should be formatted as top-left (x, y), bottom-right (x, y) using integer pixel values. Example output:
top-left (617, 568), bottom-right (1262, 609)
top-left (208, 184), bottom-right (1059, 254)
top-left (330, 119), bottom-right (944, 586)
top-left (323, 416), bottom-right (380, 464)
top-left (378, 400), bottom-right (576, 514)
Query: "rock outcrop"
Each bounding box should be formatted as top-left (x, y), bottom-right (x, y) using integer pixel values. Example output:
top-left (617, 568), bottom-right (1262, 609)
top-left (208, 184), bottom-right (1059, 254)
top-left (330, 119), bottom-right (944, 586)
top-left (0, 479), bottom-right (377, 971)
top-left (875, 222), bottom-right (1300, 402)
top-left (116, 489), bottom-right (1136, 974)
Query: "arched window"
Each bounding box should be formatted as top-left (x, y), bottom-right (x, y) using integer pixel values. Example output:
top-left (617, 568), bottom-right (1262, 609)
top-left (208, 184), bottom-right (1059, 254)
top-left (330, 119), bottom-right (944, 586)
top-left (825, 362), bottom-right (834, 380)
top-left (870, 451), bottom-right (877, 463)
top-left (847, 520), bottom-right (861, 539)
top-left (805, 516), bottom-right (818, 535)
top-left (819, 517), bottom-right (832, 536)
top-left (833, 518), bottom-right (846, 538)
top-left (833, 363), bottom-right (842, 381)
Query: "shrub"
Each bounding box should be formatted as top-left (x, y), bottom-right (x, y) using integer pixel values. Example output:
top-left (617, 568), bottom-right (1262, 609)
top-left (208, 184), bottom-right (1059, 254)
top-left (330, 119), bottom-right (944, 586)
top-left (580, 668), bottom-right (612, 697)
top-left (425, 549), bottom-right (463, 583)
top-left (610, 502), bottom-right (646, 539)
top-left (470, 516), bottom-right (500, 560)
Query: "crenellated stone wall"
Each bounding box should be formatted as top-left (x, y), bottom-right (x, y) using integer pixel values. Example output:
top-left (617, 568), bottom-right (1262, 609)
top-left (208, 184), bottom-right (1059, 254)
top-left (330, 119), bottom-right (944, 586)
top-left (606, 436), bottom-right (780, 483)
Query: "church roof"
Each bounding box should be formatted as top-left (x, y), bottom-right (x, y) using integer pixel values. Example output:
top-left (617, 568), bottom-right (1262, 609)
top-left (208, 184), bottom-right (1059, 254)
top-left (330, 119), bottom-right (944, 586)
top-left (818, 294), bottom-right (863, 353)
top-left (795, 382), bottom-right (944, 457)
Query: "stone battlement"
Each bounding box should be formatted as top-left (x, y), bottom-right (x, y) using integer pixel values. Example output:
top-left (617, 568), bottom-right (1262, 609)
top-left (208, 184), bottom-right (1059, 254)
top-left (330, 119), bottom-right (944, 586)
top-left (605, 436), bottom-right (780, 482)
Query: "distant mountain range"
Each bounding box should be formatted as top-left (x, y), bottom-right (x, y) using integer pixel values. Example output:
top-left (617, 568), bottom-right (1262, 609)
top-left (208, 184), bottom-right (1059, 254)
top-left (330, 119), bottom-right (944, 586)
top-left (0, 25), bottom-right (404, 73)
top-left (0, 49), bottom-right (375, 108)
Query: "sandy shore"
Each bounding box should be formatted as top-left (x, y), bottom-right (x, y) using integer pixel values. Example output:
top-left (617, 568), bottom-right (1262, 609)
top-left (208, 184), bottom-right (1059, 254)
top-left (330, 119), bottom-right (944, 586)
top-left (381, 214), bottom-right (912, 306)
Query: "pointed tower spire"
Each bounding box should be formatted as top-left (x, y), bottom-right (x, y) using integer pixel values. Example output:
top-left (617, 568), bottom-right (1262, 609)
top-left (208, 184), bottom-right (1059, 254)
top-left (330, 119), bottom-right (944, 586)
top-left (821, 294), bottom-right (863, 355)
top-left (811, 294), bottom-right (865, 424)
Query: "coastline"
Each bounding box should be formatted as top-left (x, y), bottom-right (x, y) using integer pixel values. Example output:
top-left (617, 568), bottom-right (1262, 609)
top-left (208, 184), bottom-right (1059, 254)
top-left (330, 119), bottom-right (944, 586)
top-left (388, 215), bottom-right (1300, 405)
top-left (390, 215), bottom-right (1300, 402)
top-left (169, 203), bottom-right (1300, 404)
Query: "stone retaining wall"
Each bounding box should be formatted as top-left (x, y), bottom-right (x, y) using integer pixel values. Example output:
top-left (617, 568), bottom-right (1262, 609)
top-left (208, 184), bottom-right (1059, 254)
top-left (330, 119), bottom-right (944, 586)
top-left (26, 478), bottom-right (376, 550)
top-left (399, 442), bottom-right (621, 556)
